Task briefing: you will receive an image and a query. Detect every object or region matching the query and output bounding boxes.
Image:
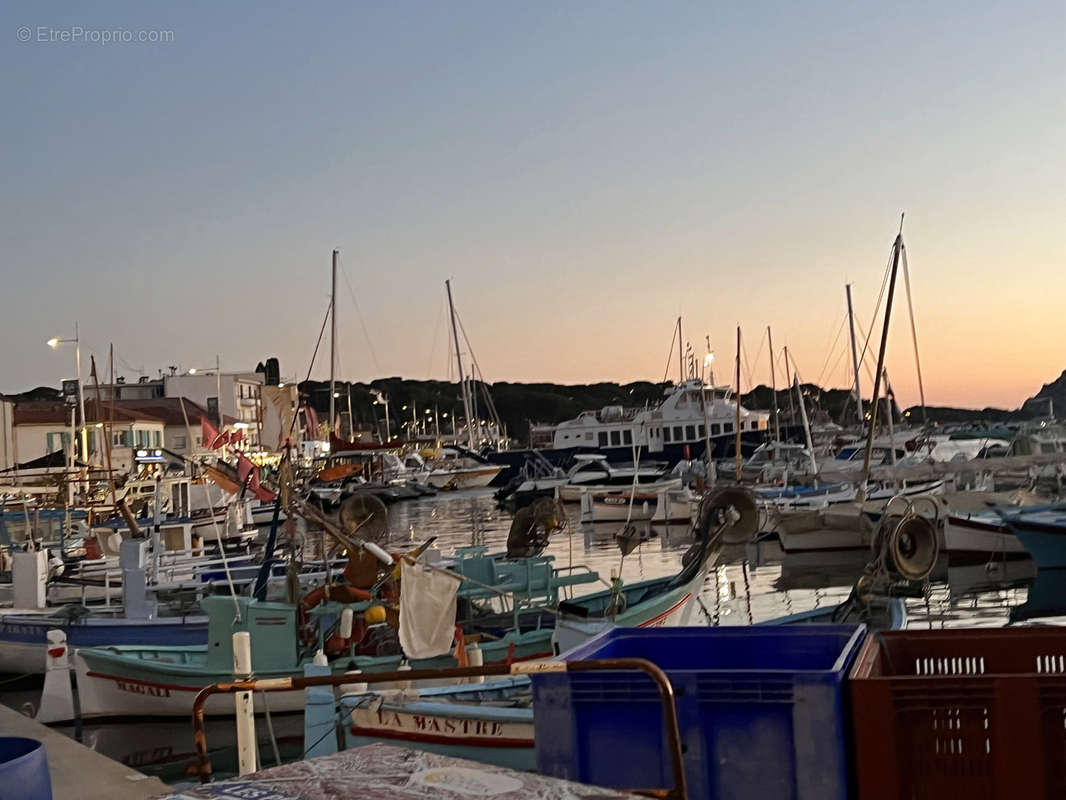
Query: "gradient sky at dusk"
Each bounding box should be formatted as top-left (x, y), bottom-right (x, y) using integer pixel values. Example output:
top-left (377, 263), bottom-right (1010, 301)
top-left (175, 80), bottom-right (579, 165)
top-left (2, 1), bottom-right (1063, 409)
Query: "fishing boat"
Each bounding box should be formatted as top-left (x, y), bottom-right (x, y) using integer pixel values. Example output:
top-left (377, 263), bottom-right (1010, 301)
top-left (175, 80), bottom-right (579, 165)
top-left (995, 505), bottom-right (1066, 569)
top-left (34, 516), bottom-right (722, 722)
top-left (337, 592), bottom-right (907, 771)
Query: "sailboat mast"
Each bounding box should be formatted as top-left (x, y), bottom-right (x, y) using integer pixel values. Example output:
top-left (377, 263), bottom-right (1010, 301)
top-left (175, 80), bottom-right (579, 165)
top-left (861, 229), bottom-right (904, 486)
top-left (329, 249), bottom-right (338, 437)
top-left (846, 284), bottom-right (864, 426)
top-left (446, 280), bottom-right (476, 450)
top-left (767, 326), bottom-right (780, 442)
top-left (677, 316), bottom-right (684, 384)
top-left (788, 348), bottom-right (818, 475)
top-left (734, 326), bottom-right (742, 481)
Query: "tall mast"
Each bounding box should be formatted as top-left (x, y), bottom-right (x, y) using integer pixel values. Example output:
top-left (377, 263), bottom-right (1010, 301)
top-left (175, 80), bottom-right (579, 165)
top-left (767, 325), bottom-right (780, 442)
top-left (783, 346), bottom-right (795, 426)
top-left (861, 228), bottom-right (904, 488)
top-left (845, 284), bottom-right (864, 426)
top-left (734, 326), bottom-right (742, 481)
top-left (329, 249), bottom-right (338, 436)
top-left (788, 347), bottom-right (818, 475)
top-left (677, 316), bottom-right (684, 384)
top-left (446, 280), bottom-right (476, 450)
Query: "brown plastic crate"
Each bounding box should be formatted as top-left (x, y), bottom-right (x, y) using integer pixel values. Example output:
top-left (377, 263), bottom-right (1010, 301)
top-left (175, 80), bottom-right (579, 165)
top-left (849, 628), bottom-right (1066, 799)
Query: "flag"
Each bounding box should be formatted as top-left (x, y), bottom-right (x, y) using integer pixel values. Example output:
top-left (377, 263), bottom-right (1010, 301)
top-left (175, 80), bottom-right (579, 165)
top-left (230, 428), bottom-right (244, 446)
top-left (202, 417), bottom-right (222, 449)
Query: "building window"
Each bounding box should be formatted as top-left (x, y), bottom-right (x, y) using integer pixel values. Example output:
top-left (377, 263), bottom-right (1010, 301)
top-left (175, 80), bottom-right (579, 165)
top-left (152, 431), bottom-right (162, 447)
top-left (711, 424), bottom-right (720, 436)
top-left (663, 427), bottom-right (672, 443)
top-left (46, 432), bottom-right (72, 454)
top-left (623, 429), bottom-right (632, 445)
top-left (685, 425), bottom-right (696, 441)
top-left (724, 423), bottom-right (733, 434)
top-left (673, 426), bottom-right (683, 441)
top-left (173, 435), bottom-right (186, 449)
top-left (610, 430), bottom-right (621, 446)
top-left (598, 431), bottom-right (608, 447)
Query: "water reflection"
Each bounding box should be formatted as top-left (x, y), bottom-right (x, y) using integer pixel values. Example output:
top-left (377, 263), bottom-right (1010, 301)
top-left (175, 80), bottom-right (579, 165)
top-left (4, 487), bottom-right (1060, 785)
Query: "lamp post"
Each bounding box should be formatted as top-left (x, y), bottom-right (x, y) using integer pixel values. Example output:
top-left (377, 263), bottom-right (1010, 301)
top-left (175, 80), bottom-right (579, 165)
top-left (48, 323), bottom-right (87, 462)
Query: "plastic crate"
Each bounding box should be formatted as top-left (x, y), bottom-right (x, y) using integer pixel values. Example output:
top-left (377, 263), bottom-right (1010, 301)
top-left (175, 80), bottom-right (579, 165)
top-left (531, 624), bottom-right (865, 800)
top-left (848, 628), bottom-right (1066, 799)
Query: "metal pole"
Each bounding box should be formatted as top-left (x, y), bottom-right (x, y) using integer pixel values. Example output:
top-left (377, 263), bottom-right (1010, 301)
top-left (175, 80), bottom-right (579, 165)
top-left (446, 280), bottom-right (475, 450)
top-left (75, 322), bottom-right (87, 465)
top-left (845, 284), bottom-right (864, 426)
top-left (861, 232), bottom-right (904, 488)
top-left (216, 354), bottom-right (223, 434)
top-left (788, 348), bottom-right (818, 475)
top-left (677, 317), bottom-right (684, 384)
top-left (329, 249), bottom-right (338, 436)
top-left (767, 326), bottom-right (780, 443)
top-left (734, 326), bottom-right (742, 481)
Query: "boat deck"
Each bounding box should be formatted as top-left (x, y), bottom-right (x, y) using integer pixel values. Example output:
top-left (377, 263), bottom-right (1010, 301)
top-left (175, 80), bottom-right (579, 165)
top-left (158, 743), bottom-right (641, 799)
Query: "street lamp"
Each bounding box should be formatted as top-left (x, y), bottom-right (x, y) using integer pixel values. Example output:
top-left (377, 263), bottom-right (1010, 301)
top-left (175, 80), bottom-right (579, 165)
top-left (47, 323), bottom-right (87, 462)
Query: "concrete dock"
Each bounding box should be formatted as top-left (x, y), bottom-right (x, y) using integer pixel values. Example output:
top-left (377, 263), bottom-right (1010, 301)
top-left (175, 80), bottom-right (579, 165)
top-left (0, 704), bottom-right (167, 799)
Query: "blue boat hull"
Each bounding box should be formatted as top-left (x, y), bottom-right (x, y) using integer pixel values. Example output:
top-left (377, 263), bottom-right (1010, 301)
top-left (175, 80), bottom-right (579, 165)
top-left (0, 614), bottom-right (208, 674)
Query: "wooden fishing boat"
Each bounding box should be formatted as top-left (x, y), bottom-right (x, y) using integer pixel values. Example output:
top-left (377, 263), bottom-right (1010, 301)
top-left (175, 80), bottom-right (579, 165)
top-left (337, 594), bottom-right (907, 771)
top-left (35, 532), bottom-right (717, 721)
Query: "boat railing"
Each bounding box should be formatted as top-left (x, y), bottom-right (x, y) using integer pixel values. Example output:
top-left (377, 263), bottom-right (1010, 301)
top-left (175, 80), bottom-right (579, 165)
top-left (189, 657), bottom-right (688, 800)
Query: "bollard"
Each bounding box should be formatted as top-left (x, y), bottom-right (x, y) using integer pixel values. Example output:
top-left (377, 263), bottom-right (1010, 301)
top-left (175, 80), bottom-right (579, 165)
top-left (232, 632), bottom-right (257, 775)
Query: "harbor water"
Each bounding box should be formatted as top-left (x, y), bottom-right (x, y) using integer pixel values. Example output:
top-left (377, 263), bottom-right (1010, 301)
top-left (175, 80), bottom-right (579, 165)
top-left (0, 488), bottom-right (1042, 786)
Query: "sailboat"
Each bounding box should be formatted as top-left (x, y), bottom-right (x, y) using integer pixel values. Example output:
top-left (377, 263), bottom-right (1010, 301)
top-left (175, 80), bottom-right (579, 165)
top-left (419, 281), bottom-right (504, 489)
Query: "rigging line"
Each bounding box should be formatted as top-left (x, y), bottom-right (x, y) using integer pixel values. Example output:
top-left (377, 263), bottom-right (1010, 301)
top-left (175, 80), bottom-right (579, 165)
top-left (813, 313), bottom-right (849, 389)
top-left (455, 309), bottom-right (502, 428)
top-left (289, 300), bottom-right (332, 439)
top-left (425, 293), bottom-right (446, 379)
top-left (178, 398), bottom-right (241, 622)
top-left (900, 244), bottom-right (928, 425)
top-left (741, 335), bottom-right (755, 394)
top-left (856, 245), bottom-right (895, 371)
top-left (747, 328), bottom-right (768, 390)
top-left (338, 258), bottom-right (382, 375)
top-left (662, 325), bottom-right (677, 385)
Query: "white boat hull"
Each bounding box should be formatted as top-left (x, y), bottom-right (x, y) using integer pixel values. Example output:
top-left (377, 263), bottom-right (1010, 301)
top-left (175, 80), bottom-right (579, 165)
top-left (425, 466), bottom-right (503, 490)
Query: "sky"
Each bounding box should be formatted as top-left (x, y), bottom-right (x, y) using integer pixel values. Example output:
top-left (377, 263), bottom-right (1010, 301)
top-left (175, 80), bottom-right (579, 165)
top-left (1, 1), bottom-right (1063, 410)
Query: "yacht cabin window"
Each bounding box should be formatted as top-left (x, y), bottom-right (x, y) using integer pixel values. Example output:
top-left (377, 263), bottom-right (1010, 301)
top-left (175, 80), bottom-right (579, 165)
top-left (685, 425), bottom-right (696, 440)
top-left (698, 424), bottom-right (705, 438)
top-left (610, 430), bottom-right (621, 446)
top-left (673, 425), bottom-right (683, 440)
top-left (663, 428), bottom-right (672, 443)
top-left (598, 432), bottom-right (608, 447)
top-left (623, 430), bottom-right (632, 445)
top-left (724, 423), bottom-right (733, 433)
top-left (711, 424), bottom-right (720, 436)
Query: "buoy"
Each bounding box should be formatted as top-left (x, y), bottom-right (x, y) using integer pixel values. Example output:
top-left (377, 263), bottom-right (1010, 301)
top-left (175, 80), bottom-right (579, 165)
top-left (339, 608), bottom-right (354, 640)
top-left (365, 605), bottom-right (387, 625)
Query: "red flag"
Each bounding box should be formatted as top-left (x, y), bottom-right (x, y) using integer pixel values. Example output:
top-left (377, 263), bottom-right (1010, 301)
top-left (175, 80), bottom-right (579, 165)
top-left (237, 453), bottom-right (255, 485)
top-left (202, 417), bottom-right (221, 450)
top-left (230, 428), bottom-right (244, 446)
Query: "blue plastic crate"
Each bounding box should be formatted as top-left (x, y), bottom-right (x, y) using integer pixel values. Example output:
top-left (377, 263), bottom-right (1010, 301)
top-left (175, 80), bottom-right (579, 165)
top-left (531, 624), bottom-right (865, 800)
